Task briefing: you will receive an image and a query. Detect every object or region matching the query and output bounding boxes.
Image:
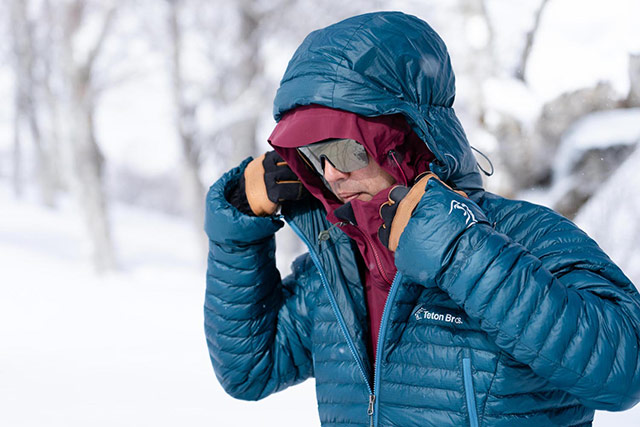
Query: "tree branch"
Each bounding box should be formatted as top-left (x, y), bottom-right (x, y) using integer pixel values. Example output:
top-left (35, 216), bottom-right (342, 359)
top-left (84, 4), bottom-right (117, 75)
top-left (515, 0), bottom-right (550, 82)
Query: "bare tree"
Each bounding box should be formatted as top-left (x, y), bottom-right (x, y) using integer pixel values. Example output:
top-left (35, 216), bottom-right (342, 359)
top-left (626, 53), bottom-right (640, 107)
top-left (8, 0), bottom-right (58, 206)
top-left (159, 0), bottom-right (271, 238)
top-left (11, 86), bottom-right (24, 198)
top-left (197, 0), bottom-right (267, 165)
top-left (59, 0), bottom-right (118, 272)
top-left (459, 0), bottom-right (496, 125)
top-left (515, 0), bottom-right (550, 81)
top-left (225, 1), bottom-right (265, 164)
top-left (167, 0), bottom-right (206, 242)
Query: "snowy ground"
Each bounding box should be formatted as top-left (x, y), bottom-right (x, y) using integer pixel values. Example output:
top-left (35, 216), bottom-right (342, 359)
top-left (0, 182), bottom-right (317, 427)
top-left (1, 180), bottom-right (639, 426)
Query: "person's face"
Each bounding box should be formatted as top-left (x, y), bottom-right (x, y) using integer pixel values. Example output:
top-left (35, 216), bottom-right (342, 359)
top-left (323, 154), bottom-right (396, 203)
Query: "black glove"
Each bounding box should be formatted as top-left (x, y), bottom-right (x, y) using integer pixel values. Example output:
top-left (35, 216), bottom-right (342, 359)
top-left (262, 150), bottom-right (308, 204)
top-left (229, 151), bottom-right (308, 216)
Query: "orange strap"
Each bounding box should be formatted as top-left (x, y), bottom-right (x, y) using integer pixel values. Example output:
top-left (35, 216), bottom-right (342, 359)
top-left (244, 154), bottom-right (278, 216)
top-left (387, 173), bottom-right (467, 251)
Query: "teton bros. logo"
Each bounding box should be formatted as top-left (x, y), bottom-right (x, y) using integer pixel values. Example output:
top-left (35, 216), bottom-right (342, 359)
top-left (413, 305), bottom-right (463, 325)
top-left (448, 200), bottom-right (477, 228)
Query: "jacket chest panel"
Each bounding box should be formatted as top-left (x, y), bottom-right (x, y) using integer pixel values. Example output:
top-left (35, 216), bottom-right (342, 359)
top-left (375, 282), bottom-right (501, 426)
top-left (381, 282), bottom-right (499, 355)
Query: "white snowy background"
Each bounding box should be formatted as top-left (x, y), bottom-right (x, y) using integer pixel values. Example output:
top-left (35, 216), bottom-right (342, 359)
top-left (1, 0), bottom-right (639, 426)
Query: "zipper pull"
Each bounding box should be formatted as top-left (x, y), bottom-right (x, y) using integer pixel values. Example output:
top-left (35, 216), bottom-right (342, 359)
top-left (367, 394), bottom-right (376, 416)
top-left (317, 222), bottom-right (346, 243)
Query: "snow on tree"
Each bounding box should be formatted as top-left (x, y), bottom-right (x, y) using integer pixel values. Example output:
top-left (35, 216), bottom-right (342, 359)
top-left (575, 143), bottom-right (640, 286)
top-left (549, 108), bottom-right (640, 218)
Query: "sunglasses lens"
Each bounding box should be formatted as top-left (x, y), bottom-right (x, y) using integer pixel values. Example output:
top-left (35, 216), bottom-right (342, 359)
top-left (298, 139), bottom-right (369, 174)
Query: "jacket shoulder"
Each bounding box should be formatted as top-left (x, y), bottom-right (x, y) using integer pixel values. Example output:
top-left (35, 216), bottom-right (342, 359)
top-left (478, 192), bottom-right (631, 286)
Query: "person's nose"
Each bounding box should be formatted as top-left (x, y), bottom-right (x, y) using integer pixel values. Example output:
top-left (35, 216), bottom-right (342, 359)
top-left (323, 161), bottom-right (350, 183)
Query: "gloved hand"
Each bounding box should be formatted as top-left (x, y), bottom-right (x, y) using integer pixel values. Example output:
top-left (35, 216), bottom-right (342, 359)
top-left (243, 150), bottom-right (308, 216)
top-left (378, 173), bottom-right (485, 251)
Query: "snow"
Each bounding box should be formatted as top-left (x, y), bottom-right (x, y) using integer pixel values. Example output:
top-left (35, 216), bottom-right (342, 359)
top-left (553, 108), bottom-right (640, 180)
top-left (483, 0), bottom-right (544, 73)
top-left (483, 77), bottom-right (543, 126)
top-left (527, 0), bottom-right (640, 102)
top-left (536, 108), bottom-right (640, 208)
top-left (575, 145), bottom-right (640, 285)
top-left (0, 182), bottom-right (318, 427)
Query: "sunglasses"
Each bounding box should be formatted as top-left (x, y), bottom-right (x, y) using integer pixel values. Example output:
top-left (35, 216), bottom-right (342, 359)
top-left (298, 138), bottom-right (369, 175)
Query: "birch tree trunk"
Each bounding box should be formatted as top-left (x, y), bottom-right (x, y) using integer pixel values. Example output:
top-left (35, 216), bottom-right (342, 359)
top-left (167, 0), bottom-right (206, 244)
top-left (9, 0), bottom-right (57, 206)
top-left (61, 1), bottom-right (117, 272)
top-left (12, 94), bottom-right (23, 198)
top-left (220, 0), bottom-right (263, 164)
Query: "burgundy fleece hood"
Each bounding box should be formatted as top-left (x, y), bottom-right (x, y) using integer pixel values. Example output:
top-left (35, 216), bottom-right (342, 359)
top-left (268, 104), bottom-right (434, 359)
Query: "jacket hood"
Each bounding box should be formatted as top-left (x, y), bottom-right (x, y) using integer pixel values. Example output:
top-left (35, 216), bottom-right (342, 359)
top-left (272, 11), bottom-right (484, 196)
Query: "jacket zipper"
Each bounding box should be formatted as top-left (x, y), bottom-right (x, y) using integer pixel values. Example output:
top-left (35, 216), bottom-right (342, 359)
top-left (288, 218), bottom-right (404, 426)
top-left (328, 221), bottom-right (393, 425)
top-left (372, 271), bottom-right (403, 426)
top-left (287, 220), bottom-right (375, 421)
top-left (463, 358), bottom-right (479, 427)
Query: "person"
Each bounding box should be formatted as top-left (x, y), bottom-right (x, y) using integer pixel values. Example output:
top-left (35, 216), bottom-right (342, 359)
top-left (203, 11), bottom-right (640, 426)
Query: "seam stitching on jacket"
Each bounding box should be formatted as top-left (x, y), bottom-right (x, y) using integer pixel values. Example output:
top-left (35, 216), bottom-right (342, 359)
top-left (330, 15), bottom-right (377, 107)
top-left (479, 351), bottom-right (503, 424)
top-left (378, 401), bottom-right (467, 415)
top-left (562, 304), bottom-right (596, 386)
top-left (387, 343), bottom-right (498, 358)
top-left (383, 378), bottom-right (472, 392)
top-left (484, 404), bottom-right (585, 419)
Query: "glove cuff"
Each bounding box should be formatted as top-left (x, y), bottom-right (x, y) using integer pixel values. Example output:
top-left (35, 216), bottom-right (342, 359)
top-left (245, 154), bottom-right (278, 216)
top-left (388, 173), bottom-right (468, 251)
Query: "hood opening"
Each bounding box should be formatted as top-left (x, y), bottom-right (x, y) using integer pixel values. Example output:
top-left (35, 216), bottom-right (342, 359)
top-left (268, 104), bottom-right (435, 223)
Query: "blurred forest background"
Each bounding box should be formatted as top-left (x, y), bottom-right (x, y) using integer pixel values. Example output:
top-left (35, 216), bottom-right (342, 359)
top-left (1, 0), bottom-right (640, 426)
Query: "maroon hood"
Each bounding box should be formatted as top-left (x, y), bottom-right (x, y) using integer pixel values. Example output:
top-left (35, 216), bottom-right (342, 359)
top-left (268, 104), bottom-right (434, 225)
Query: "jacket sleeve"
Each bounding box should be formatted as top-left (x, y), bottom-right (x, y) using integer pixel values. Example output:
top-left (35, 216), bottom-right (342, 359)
top-left (204, 158), bottom-right (313, 400)
top-left (395, 192), bottom-right (640, 411)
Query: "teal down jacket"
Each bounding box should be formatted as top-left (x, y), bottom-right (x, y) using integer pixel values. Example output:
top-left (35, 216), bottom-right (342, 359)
top-left (205, 12), bottom-right (640, 426)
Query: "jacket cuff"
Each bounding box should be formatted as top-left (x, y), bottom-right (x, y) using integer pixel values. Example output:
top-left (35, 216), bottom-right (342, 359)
top-left (205, 157), bottom-right (284, 245)
top-left (226, 173), bottom-right (254, 216)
